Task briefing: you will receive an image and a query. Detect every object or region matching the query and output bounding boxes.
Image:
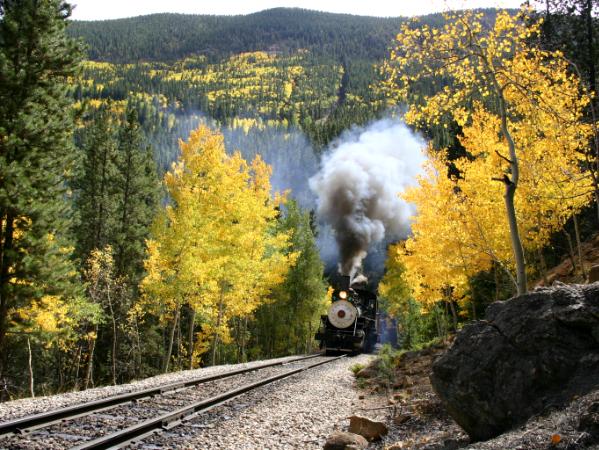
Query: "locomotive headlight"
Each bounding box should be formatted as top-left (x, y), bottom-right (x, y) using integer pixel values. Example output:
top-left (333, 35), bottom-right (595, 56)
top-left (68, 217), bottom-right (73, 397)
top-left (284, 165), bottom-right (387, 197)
top-left (338, 290), bottom-right (348, 299)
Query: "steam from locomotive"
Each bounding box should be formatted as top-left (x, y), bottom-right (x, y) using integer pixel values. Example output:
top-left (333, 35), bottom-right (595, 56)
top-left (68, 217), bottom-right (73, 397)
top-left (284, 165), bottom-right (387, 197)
top-left (310, 118), bottom-right (426, 279)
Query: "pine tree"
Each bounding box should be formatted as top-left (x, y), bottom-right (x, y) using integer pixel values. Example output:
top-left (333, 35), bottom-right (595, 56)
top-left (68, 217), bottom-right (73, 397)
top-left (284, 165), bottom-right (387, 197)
top-left (73, 106), bottom-right (119, 261)
top-left (72, 105), bottom-right (159, 384)
top-left (113, 106), bottom-right (159, 283)
top-left (255, 200), bottom-right (326, 356)
top-left (0, 0), bottom-right (83, 361)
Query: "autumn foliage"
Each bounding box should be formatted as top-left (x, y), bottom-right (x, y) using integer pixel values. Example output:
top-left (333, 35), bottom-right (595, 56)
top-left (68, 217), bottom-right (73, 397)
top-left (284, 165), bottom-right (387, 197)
top-left (139, 126), bottom-right (295, 367)
top-left (382, 9), bottom-right (594, 309)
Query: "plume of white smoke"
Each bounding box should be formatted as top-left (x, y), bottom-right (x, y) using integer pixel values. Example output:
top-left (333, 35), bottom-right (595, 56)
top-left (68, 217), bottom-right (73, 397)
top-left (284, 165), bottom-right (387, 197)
top-left (309, 118), bottom-right (426, 279)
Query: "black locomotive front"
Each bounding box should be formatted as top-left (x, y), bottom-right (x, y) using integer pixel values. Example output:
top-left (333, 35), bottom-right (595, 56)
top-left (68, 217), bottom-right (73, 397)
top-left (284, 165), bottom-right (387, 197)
top-left (315, 276), bottom-right (378, 354)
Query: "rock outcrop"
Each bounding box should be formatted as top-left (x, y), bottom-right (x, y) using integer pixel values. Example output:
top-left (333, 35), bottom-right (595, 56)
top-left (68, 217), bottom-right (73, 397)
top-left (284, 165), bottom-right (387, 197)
top-left (430, 282), bottom-right (599, 441)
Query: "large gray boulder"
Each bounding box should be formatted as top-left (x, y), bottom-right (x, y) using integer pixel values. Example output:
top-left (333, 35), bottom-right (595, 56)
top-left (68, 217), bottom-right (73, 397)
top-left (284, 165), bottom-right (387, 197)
top-left (430, 283), bottom-right (599, 441)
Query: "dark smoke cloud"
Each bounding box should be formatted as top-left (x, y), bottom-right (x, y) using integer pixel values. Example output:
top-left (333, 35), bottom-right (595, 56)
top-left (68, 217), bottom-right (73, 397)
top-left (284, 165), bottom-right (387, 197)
top-left (309, 118), bottom-right (426, 278)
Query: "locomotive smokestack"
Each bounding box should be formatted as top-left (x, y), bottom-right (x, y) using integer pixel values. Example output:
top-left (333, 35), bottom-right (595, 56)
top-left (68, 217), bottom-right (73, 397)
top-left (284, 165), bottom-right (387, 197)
top-left (310, 118), bottom-right (426, 277)
top-left (340, 275), bottom-right (351, 291)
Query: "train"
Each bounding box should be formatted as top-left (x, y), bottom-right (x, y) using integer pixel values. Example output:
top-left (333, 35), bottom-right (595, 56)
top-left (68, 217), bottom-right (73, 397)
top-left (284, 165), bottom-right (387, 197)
top-left (315, 275), bottom-right (379, 354)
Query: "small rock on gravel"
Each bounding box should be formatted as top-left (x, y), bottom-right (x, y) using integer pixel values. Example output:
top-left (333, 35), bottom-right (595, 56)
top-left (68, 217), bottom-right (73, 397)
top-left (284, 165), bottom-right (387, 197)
top-left (355, 364), bottom-right (378, 379)
top-left (323, 431), bottom-right (368, 449)
top-left (348, 415), bottom-right (388, 441)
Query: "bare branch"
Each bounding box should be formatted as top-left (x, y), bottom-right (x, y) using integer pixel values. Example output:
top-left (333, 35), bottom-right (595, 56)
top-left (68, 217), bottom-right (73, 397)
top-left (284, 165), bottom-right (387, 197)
top-left (495, 150), bottom-right (514, 165)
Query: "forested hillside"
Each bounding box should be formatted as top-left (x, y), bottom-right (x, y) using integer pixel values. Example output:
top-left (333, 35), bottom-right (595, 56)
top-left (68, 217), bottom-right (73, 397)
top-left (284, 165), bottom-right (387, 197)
top-left (68, 8), bottom-right (516, 156)
top-left (73, 51), bottom-right (382, 159)
top-left (2, 0), bottom-right (598, 403)
top-left (68, 8), bottom-right (412, 62)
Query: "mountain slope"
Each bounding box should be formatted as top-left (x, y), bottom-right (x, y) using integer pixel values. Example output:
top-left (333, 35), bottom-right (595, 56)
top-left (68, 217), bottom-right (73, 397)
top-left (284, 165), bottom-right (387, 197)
top-left (68, 8), bottom-right (403, 62)
top-left (68, 8), bottom-right (505, 63)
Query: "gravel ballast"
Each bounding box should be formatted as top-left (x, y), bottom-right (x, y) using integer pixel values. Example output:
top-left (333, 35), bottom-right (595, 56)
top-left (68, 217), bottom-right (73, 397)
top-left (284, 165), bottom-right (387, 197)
top-left (134, 354), bottom-right (373, 449)
top-left (0, 354), bottom-right (305, 422)
top-left (0, 354), bottom-right (374, 449)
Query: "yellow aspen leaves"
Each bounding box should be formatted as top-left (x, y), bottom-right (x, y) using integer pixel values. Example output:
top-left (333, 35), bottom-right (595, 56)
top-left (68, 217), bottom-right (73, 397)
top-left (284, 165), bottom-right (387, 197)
top-left (139, 125), bottom-right (295, 362)
top-left (382, 8), bottom-right (594, 305)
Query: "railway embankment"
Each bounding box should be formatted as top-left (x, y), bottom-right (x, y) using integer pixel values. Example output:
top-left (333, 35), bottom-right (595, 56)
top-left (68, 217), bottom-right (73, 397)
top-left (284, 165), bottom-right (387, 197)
top-left (349, 282), bottom-right (599, 450)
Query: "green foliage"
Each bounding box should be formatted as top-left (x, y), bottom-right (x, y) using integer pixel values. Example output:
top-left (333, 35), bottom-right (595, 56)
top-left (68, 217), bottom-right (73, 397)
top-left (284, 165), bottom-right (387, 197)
top-left (68, 10), bottom-right (507, 152)
top-left (350, 362), bottom-right (366, 375)
top-left (73, 106), bottom-right (119, 260)
top-left (379, 245), bottom-right (441, 350)
top-left (533, 0), bottom-right (598, 95)
top-left (249, 200), bottom-right (327, 358)
top-left (73, 51), bottom-right (385, 154)
top-left (70, 104), bottom-right (159, 386)
top-left (113, 107), bottom-right (160, 283)
top-left (0, 0), bottom-right (91, 389)
top-left (376, 344), bottom-right (400, 384)
top-left (73, 104), bottom-right (159, 279)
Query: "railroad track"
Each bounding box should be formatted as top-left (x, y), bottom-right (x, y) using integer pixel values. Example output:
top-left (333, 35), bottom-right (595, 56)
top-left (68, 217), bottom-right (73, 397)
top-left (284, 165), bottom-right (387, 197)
top-left (0, 354), bottom-right (343, 449)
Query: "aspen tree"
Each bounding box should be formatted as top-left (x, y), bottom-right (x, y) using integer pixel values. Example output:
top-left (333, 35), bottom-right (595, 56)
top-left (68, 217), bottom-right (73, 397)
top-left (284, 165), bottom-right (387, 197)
top-left (384, 9), bottom-right (593, 294)
top-left (140, 126), bottom-right (294, 369)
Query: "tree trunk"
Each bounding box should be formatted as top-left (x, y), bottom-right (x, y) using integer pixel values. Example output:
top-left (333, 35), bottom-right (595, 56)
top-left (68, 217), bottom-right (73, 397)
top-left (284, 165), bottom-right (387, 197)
top-left (434, 306), bottom-right (443, 339)
top-left (56, 348), bottom-right (64, 393)
top-left (73, 345), bottom-right (82, 391)
top-left (564, 228), bottom-right (578, 275)
top-left (494, 262), bottom-right (500, 301)
top-left (0, 213), bottom-right (15, 356)
top-left (492, 78), bottom-right (527, 294)
top-left (573, 213), bottom-right (586, 279)
top-left (448, 301), bottom-right (458, 332)
top-left (84, 324), bottom-right (98, 390)
top-left (176, 312), bottom-right (182, 369)
top-left (107, 290), bottom-right (117, 386)
top-left (582, 0), bottom-right (599, 225)
top-left (585, 0), bottom-right (596, 98)
top-left (96, 139), bottom-right (111, 249)
top-left (241, 316), bottom-right (248, 362)
top-left (164, 307), bottom-right (180, 373)
top-left (27, 337), bottom-right (34, 398)
top-left (211, 291), bottom-right (225, 366)
top-left (307, 321), bottom-right (313, 354)
top-left (188, 305), bottom-right (196, 370)
top-left (503, 175), bottom-right (527, 294)
top-left (538, 247), bottom-right (549, 286)
top-left (136, 318), bottom-right (143, 378)
top-left (236, 317), bottom-right (242, 362)
top-left (116, 147), bottom-right (133, 277)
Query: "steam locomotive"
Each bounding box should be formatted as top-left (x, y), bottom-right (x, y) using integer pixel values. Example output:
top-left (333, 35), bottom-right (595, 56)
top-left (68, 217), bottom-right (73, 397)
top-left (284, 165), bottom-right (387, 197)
top-left (316, 276), bottom-right (379, 354)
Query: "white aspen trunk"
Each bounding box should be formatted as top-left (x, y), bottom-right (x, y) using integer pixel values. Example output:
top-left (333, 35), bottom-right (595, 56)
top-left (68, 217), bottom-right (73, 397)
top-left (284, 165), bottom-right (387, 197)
top-left (27, 337), bottom-right (34, 398)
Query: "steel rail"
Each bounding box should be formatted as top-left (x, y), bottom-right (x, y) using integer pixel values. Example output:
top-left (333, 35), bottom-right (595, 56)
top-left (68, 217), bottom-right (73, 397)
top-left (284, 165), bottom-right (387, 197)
top-left (72, 355), bottom-right (345, 450)
top-left (0, 353), bottom-right (321, 436)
